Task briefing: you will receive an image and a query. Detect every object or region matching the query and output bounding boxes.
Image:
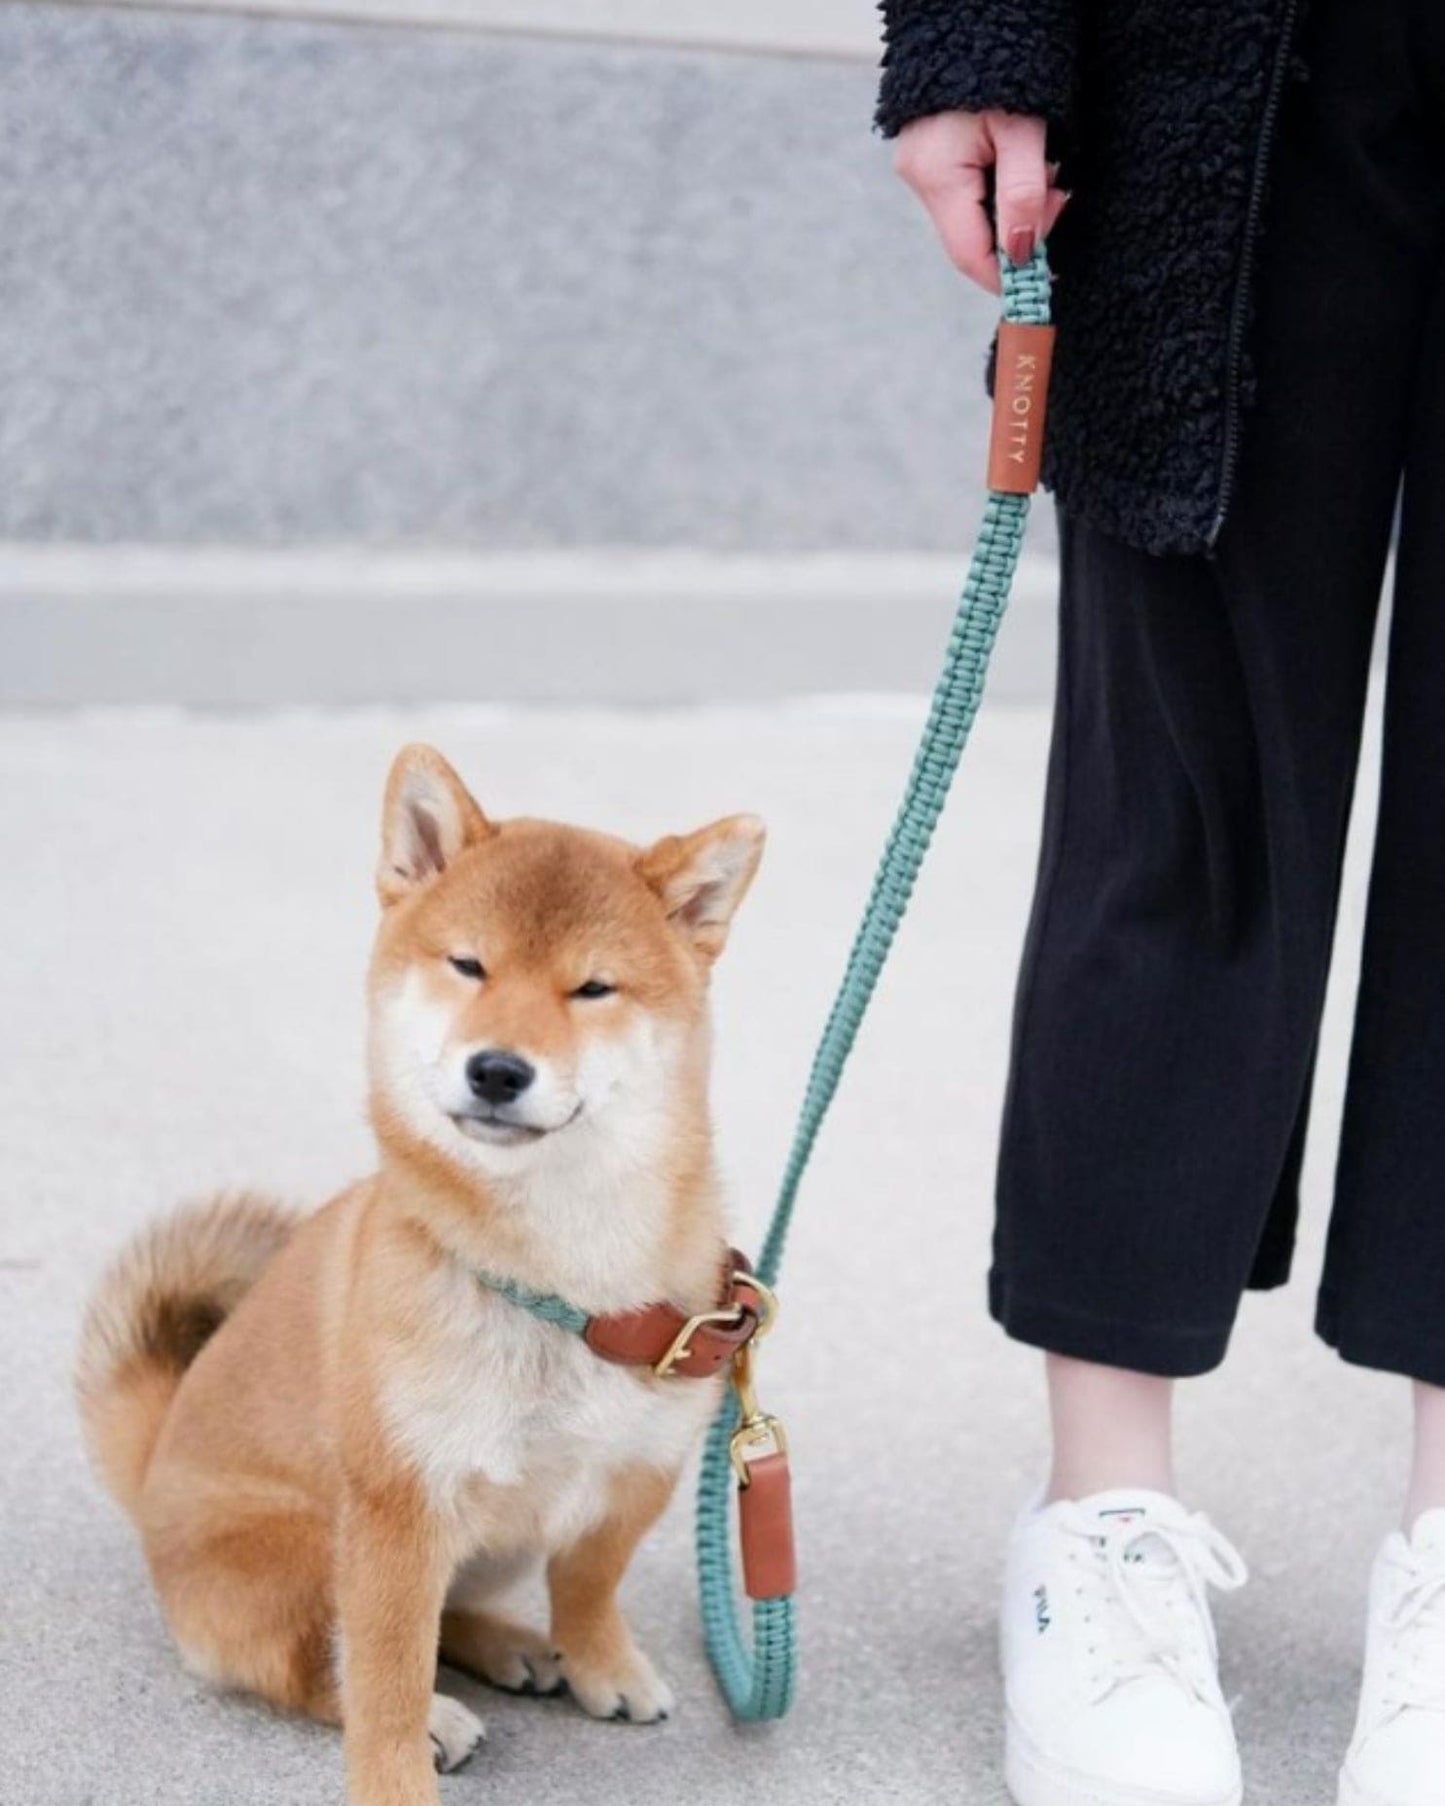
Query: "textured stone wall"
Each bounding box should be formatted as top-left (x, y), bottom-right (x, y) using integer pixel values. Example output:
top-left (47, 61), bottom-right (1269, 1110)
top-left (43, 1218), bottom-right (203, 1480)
top-left (0, 2), bottom-right (1021, 552)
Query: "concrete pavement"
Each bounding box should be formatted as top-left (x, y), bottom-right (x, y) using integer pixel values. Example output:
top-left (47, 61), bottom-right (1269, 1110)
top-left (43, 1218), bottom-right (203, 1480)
top-left (0, 696), bottom-right (1401, 1805)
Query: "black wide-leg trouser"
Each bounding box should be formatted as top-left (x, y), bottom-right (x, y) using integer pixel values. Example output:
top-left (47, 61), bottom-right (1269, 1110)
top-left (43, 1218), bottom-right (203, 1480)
top-left (991, 2), bottom-right (1445, 1383)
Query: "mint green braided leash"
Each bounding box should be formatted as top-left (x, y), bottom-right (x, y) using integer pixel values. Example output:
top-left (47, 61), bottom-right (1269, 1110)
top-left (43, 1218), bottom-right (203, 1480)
top-left (694, 247), bottom-right (1053, 1722)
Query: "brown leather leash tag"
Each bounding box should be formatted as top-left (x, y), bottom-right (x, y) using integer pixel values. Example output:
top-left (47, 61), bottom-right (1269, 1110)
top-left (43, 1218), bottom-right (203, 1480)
top-left (726, 1326), bottom-right (796, 1602)
top-left (987, 321), bottom-right (1056, 494)
top-left (738, 1449), bottom-right (796, 1601)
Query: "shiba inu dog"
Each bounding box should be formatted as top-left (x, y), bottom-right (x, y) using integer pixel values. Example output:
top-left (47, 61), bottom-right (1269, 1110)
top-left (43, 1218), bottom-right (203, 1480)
top-left (77, 744), bottom-right (765, 1806)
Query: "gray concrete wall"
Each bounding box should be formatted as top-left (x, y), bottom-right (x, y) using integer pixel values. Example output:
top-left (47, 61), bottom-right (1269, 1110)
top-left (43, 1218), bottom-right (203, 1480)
top-left (0, 1), bottom-right (1011, 553)
top-left (0, 2), bottom-right (1061, 705)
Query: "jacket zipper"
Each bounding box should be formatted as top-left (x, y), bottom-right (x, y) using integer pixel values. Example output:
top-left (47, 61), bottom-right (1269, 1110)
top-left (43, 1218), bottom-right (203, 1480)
top-left (1206, 0), bottom-right (1301, 552)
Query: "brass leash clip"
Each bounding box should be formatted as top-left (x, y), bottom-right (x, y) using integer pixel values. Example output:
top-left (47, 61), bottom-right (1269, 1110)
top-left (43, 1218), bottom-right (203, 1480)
top-left (726, 1270), bottom-right (783, 1481)
top-left (728, 1339), bottom-right (788, 1485)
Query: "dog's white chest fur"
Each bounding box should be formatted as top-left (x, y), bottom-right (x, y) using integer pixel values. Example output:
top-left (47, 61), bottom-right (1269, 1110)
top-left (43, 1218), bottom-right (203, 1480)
top-left (383, 1264), bottom-right (716, 1546)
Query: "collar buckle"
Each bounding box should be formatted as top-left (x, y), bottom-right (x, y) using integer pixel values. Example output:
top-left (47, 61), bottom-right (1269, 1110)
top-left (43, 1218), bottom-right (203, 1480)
top-left (654, 1305), bottom-right (752, 1378)
top-left (652, 1270), bottom-right (779, 1378)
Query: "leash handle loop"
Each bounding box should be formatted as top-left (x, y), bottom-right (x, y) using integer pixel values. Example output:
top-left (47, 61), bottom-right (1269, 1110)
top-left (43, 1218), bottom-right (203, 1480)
top-left (694, 247), bottom-right (1053, 1723)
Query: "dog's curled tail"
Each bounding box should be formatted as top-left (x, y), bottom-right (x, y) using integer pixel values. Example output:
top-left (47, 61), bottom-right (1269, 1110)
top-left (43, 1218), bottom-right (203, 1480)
top-left (76, 1193), bottom-right (297, 1516)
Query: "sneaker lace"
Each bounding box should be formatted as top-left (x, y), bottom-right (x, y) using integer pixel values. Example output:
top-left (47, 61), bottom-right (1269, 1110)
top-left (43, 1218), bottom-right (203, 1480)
top-left (1383, 1557), bottom-right (1445, 1716)
top-left (1058, 1507), bottom-right (1248, 1706)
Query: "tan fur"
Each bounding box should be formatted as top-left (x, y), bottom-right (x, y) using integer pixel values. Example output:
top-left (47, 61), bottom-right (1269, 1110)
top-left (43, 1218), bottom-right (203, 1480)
top-left (76, 1192), bottom-right (297, 1513)
top-left (76, 746), bottom-right (764, 1806)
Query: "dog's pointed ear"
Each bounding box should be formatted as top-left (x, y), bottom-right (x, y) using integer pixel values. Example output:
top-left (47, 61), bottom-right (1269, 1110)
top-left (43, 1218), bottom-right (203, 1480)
top-left (377, 745), bottom-right (492, 906)
top-left (638, 814), bottom-right (765, 961)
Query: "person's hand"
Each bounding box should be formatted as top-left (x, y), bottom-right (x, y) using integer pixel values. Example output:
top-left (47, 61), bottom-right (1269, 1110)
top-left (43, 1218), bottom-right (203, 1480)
top-left (893, 110), bottom-right (1068, 295)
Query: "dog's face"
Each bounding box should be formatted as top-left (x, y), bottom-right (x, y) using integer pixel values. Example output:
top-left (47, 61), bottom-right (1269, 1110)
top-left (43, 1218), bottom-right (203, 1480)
top-left (367, 745), bottom-right (764, 1183)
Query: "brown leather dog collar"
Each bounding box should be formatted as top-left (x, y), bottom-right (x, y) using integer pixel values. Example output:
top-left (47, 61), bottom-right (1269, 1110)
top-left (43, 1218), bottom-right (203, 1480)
top-left (583, 1249), bottom-right (766, 1378)
top-left (475, 1247), bottom-right (768, 1380)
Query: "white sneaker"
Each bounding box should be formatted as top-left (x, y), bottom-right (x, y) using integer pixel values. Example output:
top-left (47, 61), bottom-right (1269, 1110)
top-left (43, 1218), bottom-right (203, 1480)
top-left (1339, 1509), bottom-right (1445, 1806)
top-left (1001, 1489), bottom-right (1247, 1806)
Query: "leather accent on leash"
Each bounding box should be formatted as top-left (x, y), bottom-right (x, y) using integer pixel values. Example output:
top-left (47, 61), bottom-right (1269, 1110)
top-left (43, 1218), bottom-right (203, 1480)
top-left (988, 320), bottom-right (1056, 493)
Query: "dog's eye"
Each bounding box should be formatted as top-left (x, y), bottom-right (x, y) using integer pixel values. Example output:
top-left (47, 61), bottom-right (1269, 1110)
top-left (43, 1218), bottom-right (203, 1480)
top-left (572, 979), bottom-right (615, 1000)
top-left (448, 956), bottom-right (486, 981)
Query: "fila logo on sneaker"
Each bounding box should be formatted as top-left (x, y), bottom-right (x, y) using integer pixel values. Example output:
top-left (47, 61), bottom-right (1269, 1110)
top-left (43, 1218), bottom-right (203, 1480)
top-left (1003, 1492), bottom-right (1247, 1806)
top-left (1097, 1504), bottom-right (1148, 1558)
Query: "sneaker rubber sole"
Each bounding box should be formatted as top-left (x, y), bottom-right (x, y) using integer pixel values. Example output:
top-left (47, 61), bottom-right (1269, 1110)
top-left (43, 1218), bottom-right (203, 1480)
top-left (1005, 1710), bottom-right (1244, 1806)
top-left (1337, 1764), bottom-right (1412, 1806)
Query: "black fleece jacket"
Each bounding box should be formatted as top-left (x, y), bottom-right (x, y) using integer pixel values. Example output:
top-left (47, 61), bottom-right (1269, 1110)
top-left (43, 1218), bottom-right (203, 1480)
top-left (877, 0), bottom-right (1300, 556)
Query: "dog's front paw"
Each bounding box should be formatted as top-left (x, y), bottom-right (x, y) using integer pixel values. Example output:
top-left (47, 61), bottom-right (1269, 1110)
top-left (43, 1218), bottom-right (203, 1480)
top-left (486, 1638), bottom-right (565, 1699)
top-left (560, 1644), bottom-right (674, 1724)
top-left (441, 1613), bottom-right (565, 1697)
top-left (428, 1694), bottom-right (487, 1772)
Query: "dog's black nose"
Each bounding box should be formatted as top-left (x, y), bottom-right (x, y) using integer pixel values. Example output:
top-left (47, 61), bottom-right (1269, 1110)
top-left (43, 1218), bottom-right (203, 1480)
top-left (465, 1050), bottom-right (536, 1106)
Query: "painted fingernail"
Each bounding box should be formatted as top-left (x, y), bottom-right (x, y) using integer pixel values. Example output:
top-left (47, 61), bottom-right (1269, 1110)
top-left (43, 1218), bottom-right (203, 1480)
top-left (1007, 227), bottom-right (1035, 265)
